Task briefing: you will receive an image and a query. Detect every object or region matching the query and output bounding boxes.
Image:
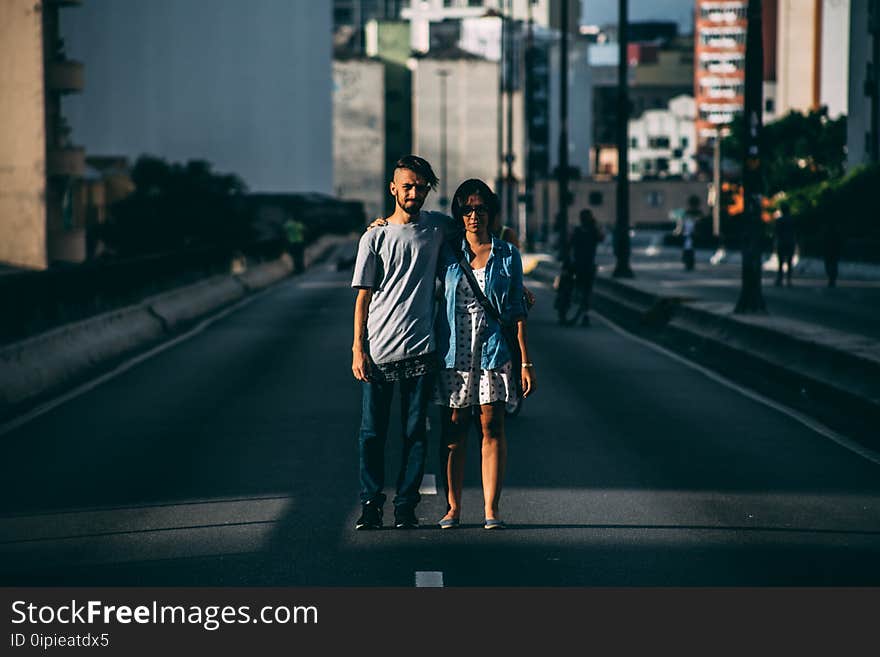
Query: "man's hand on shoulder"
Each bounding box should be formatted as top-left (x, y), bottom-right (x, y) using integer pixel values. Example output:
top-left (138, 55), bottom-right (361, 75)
top-left (366, 217), bottom-right (388, 231)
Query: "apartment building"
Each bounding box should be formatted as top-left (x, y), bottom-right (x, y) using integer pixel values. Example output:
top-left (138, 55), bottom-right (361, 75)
top-left (694, 0), bottom-right (747, 148)
top-left (0, 0), bottom-right (88, 269)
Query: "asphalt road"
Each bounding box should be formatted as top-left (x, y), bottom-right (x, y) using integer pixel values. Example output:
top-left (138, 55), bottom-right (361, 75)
top-left (2, 249), bottom-right (879, 586)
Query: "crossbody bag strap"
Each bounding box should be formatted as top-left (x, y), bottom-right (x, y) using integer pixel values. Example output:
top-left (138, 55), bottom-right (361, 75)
top-left (457, 252), bottom-right (503, 324)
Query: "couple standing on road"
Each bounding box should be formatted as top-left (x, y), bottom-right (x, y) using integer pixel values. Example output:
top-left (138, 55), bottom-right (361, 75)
top-left (350, 155), bottom-right (535, 531)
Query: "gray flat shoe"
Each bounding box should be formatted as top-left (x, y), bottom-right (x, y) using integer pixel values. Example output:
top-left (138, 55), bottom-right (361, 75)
top-left (483, 518), bottom-right (505, 530)
top-left (438, 517), bottom-right (460, 529)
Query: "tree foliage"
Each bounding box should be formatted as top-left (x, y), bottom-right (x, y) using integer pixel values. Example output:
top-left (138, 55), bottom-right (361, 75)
top-left (100, 156), bottom-right (254, 256)
top-left (723, 107), bottom-right (847, 195)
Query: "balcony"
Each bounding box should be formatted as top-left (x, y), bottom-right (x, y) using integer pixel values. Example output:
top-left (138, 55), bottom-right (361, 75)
top-left (47, 147), bottom-right (86, 177)
top-left (47, 60), bottom-right (84, 93)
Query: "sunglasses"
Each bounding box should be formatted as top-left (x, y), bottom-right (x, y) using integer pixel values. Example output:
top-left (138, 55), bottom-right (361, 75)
top-left (461, 205), bottom-right (489, 217)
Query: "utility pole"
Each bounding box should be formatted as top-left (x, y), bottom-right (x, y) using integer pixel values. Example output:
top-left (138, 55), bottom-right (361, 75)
top-left (734, 0), bottom-right (767, 313)
top-left (712, 129), bottom-right (721, 237)
top-left (438, 68), bottom-right (450, 209)
top-left (871, 0), bottom-right (880, 163)
top-left (556, 0), bottom-right (570, 260)
top-left (505, 0), bottom-right (516, 230)
top-left (497, 6), bottom-right (505, 205)
top-left (523, 0), bottom-right (535, 250)
top-left (613, 0), bottom-right (633, 277)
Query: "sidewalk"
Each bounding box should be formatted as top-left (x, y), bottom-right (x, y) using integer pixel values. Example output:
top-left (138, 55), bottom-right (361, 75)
top-left (524, 249), bottom-right (880, 446)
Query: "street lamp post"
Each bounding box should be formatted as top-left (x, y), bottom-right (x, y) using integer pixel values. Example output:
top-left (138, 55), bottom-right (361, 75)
top-left (438, 68), bottom-right (450, 209)
top-left (556, 0), bottom-right (570, 260)
top-left (504, 0), bottom-right (516, 231)
top-left (734, 0), bottom-right (767, 313)
top-left (613, 0), bottom-right (634, 278)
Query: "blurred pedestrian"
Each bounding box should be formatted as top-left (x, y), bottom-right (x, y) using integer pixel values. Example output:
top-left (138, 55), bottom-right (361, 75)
top-left (774, 202), bottom-right (796, 287)
top-left (679, 195), bottom-right (700, 272)
top-left (283, 217), bottom-right (306, 274)
top-left (435, 179), bottom-right (534, 530)
top-left (568, 209), bottom-right (604, 326)
top-left (823, 216), bottom-right (843, 288)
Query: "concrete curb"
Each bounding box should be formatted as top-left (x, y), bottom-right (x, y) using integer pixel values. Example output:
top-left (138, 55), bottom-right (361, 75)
top-left (235, 255), bottom-right (294, 292)
top-left (146, 276), bottom-right (248, 333)
top-left (0, 307), bottom-right (165, 409)
top-left (528, 260), bottom-right (880, 418)
top-left (0, 237), bottom-right (353, 421)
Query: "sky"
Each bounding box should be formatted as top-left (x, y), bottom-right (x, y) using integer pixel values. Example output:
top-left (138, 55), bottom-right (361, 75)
top-left (581, 0), bottom-right (695, 34)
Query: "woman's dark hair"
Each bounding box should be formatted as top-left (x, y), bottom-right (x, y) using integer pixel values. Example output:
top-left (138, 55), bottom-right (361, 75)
top-left (451, 178), bottom-right (499, 222)
top-left (394, 155), bottom-right (439, 190)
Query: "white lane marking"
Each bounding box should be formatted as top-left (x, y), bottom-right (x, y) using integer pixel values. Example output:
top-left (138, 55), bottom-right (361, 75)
top-left (415, 571), bottom-right (444, 587)
top-left (595, 312), bottom-right (880, 467)
top-left (0, 287), bottom-right (273, 437)
top-left (528, 280), bottom-right (549, 288)
top-left (419, 474), bottom-right (437, 495)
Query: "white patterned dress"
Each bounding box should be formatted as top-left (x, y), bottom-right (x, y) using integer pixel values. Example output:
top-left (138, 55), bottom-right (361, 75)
top-left (436, 268), bottom-right (518, 412)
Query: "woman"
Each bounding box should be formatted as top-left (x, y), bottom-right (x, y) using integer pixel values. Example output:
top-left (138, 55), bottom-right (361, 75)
top-left (435, 179), bottom-right (535, 530)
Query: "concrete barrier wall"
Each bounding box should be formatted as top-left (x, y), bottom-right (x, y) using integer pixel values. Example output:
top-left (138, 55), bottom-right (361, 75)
top-left (0, 307), bottom-right (165, 408)
top-left (0, 238), bottom-right (354, 420)
top-left (146, 276), bottom-right (247, 332)
top-left (533, 261), bottom-right (880, 416)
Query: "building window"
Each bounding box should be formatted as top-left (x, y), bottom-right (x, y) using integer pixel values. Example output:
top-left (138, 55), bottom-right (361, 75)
top-left (645, 190), bottom-right (664, 207)
top-left (648, 137), bottom-right (670, 149)
top-left (765, 98), bottom-right (775, 113)
top-left (588, 191), bottom-right (603, 206)
top-left (630, 137), bottom-right (638, 148)
top-left (656, 158), bottom-right (670, 172)
top-left (681, 137), bottom-right (689, 148)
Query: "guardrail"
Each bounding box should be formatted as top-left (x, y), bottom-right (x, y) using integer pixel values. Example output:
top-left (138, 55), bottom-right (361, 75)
top-left (0, 240), bottom-right (285, 347)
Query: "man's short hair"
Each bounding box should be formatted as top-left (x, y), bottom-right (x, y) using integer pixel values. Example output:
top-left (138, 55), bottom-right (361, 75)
top-left (394, 155), bottom-right (439, 190)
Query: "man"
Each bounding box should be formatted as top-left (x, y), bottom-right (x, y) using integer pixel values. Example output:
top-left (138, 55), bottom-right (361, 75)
top-left (283, 217), bottom-right (306, 273)
top-left (568, 209), bottom-right (603, 326)
top-left (351, 155), bottom-right (450, 530)
top-left (679, 195), bottom-right (700, 272)
top-left (774, 202), bottom-right (796, 287)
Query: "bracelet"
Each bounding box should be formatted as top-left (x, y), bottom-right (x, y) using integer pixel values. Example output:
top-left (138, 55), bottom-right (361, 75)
top-left (521, 362), bottom-right (534, 368)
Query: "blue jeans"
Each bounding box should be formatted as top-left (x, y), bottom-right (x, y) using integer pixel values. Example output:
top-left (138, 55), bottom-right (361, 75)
top-left (358, 373), bottom-right (433, 509)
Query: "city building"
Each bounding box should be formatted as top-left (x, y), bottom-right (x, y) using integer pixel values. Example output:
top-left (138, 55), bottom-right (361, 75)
top-left (0, 0), bottom-right (88, 269)
top-left (591, 29), bottom-right (693, 174)
top-left (365, 20), bottom-right (415, 214)
top-left (628, 95), bottom-right (697, 180)
top-left (533, 178), bottom-right (709, 237)
top-left (548, 37), bottom-right (593, 177)
top-left (847, 0), bottom-right (880, 168)
top-left (333, 58), bottom-right (386, 221)
top-left (818, 0), bottom-right (851, 119)
top-left (411, 52), bottom-right (524, 217)
top-left (694, 0), bottom-right (747, 149)
top-left (775, 0), bottom-right (823, 116)
top-left (62, 0), bottom-right (332, 195)
top-left (333, 0), bottom-right (407, 54)
top-left (401, 0), bottom-right (581, 54)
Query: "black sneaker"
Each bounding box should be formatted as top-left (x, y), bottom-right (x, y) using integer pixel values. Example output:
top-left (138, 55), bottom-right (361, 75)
top-left (355, 502), bottom-right (383, 530)
top-left (394, 506), bottom-right (419, 529)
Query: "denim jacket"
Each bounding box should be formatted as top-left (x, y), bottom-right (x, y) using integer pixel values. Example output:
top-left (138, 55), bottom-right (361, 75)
top-left (436, 237), bottom-right (525, 370)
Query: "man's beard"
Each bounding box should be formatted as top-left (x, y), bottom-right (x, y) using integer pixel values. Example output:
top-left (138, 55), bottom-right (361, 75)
top-left (397, 195), bottom-right (423, 214)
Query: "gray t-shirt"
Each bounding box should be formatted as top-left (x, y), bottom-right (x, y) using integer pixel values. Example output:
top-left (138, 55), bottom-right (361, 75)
top-left (351, 211), bottom-right (450, 365)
